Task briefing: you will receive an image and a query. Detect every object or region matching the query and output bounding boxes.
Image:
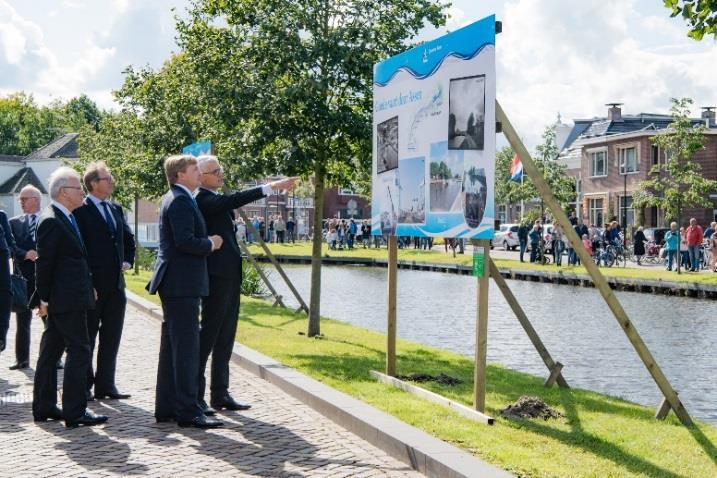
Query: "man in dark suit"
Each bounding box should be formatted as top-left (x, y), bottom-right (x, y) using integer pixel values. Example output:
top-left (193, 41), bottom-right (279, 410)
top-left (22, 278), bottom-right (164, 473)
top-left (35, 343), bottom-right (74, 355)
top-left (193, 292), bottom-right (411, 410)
top-left (32, 167), bottom-right (107, 428)
top-left (147, 155), bottom-right (223, 428)
top-left (195, 155), bottom-right (297, 413)
top-left (8, 185), bottom-right (42, 370)
top-left (75, 162), bottom-right (135, 400)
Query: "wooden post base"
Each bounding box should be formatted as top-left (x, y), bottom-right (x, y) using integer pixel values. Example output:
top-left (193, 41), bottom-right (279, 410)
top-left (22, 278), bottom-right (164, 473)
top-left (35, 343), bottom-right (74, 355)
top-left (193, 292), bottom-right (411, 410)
top-left (544, 362), bottom-right (564, 388)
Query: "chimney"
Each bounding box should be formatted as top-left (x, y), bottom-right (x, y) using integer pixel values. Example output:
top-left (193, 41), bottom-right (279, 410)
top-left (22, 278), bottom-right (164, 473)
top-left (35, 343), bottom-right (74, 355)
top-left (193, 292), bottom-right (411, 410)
top-left (701, 106), bottom-right (716, 128)
top-left (606, 103), bottom-right (623, 122)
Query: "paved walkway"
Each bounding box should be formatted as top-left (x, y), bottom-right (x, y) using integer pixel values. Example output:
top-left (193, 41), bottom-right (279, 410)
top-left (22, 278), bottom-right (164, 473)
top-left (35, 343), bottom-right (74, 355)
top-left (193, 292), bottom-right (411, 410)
top-left (0, 306), bottom-right (422, 477)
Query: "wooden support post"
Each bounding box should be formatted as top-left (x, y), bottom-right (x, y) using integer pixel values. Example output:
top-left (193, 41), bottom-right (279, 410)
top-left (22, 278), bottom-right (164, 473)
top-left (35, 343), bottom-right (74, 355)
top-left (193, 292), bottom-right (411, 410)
top-left (474, 239), bottom-right (490, 412)
top-left (238, 241), bottom-right (286, 309)
top-left (488, 259), bottom-right (569, 388)
top-left (655, 392), bottom-right (678, 420)
top-left (238, 209), bottom-right (309, 314)
top-left (544, 362), bottom-right (564, 388)
top-left (386, 235), bottom-right (398, 377)
top-left (497, 100), bottom-right (693, 427)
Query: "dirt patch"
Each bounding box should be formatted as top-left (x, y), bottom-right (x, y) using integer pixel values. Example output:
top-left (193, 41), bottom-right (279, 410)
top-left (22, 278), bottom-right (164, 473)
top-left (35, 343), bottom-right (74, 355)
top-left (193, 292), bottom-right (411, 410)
top-left (395, 373), bottom-right (463, 386)
top-left (500, 396), bottom-right (564, 420)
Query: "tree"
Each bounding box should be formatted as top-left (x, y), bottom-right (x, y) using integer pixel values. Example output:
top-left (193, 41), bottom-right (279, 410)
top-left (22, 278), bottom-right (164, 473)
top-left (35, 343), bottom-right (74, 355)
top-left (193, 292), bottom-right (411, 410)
top-left (151, 0), bottom-right (448, 336)
top-left (494, 127), bottom-right (575, 224)
top-left (633, 97), bottom-right (717, 273)
top-left (665, 0), bottom-right (717, 40)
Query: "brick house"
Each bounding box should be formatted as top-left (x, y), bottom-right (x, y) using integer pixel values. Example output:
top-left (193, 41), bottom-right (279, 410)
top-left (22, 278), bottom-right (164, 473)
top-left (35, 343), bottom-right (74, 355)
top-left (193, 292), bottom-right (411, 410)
top-left (558, 104), bottom-right (717, 228)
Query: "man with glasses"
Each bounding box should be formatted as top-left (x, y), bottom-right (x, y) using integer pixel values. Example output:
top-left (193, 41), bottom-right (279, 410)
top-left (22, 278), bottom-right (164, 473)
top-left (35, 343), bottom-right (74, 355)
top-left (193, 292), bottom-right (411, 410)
top-left (195, 155), bottom-right (296, 413)
top-left (8, 186), bottom-right (43, 370)
top-left (75, 162), bottom-right (135, 401)
top-left (33, 167), bottom-right (107, 428)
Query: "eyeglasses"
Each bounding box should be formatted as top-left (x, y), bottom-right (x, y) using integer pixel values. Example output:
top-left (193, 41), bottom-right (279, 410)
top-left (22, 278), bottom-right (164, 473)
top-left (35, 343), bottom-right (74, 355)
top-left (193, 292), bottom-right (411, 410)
top-left (19, 197), bottom-right (39, 202)
top-left (97, 176), bottom-right (114, 183)
top-left (202, 168), bottom-right (224, 177)
top-left (61, 186), bottom-right (83, 191)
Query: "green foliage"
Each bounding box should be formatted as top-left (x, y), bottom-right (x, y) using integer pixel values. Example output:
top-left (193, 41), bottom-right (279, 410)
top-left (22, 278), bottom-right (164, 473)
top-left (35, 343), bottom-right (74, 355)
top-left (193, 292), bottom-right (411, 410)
top-left (494, 127), bottom-right (576, 209)
top-left (133, 246), bottom-right (157, 272)
top-left (241, 260), bottom-right (267, 296)
top-left (633, 97), bottom-right (717, 223)
top-left (0, 92), bottom-right (99, 156)
top-left (429, 160), bottom-right (456, 180)
top-left (665, 0), bottom-right (717, 40)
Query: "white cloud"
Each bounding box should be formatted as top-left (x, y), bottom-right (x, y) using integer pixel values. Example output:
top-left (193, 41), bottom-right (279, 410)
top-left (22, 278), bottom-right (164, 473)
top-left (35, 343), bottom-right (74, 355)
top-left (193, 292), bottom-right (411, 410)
top-left (445, 6), bottom-right (468, 30)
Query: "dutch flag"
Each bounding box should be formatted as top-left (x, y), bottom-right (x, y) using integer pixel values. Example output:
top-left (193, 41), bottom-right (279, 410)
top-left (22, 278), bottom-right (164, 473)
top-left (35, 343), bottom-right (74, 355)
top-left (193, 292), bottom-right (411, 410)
top-left (510, 154), bottom-right (524, 182)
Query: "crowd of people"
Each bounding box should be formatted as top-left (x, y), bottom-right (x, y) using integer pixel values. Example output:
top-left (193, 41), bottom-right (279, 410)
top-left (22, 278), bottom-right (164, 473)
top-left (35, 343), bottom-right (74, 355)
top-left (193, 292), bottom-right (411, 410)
top-left (514, 212), bottom-right (717, 272)
top-left (0, 156), bottom-right (297, 430)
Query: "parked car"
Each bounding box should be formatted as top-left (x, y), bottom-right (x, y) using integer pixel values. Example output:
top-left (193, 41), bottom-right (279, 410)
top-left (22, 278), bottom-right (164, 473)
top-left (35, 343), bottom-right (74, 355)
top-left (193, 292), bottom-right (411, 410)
top-left (643, 227), bottom-right (670, 245)
top-left (492, 223), bottom-right (520, 250)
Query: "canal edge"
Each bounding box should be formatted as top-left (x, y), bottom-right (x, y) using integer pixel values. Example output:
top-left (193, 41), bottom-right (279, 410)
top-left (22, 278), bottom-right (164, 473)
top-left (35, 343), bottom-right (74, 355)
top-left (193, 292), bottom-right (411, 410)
top-left (125, 290), bottom-right (514, 478)
top-left (252, 254), bottom-right (717, 300)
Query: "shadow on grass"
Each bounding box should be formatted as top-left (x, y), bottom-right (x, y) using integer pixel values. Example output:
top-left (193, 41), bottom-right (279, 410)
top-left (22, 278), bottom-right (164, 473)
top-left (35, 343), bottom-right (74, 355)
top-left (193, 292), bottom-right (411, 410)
top-left (687, 424), bottom-right (717, 466)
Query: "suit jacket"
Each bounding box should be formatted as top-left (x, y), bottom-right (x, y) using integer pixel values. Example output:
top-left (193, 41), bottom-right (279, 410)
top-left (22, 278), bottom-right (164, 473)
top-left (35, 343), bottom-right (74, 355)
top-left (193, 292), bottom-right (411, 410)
top-left (0, 210), bottom-right (17, 257)
top-left (34, 205), bottom-right (95, 313)
top-left (195, 186), bottom-right (264, 279)
top-left (74, 198), bottom-right (136, 293)
top-left (147, 185), bottom-right (213, 297)
top-left (10, 213), bottom-right (37, 282)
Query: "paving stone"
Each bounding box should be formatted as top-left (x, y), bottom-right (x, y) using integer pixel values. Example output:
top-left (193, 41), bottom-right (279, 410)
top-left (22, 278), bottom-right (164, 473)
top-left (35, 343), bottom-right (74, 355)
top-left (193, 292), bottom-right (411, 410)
top-left (0, 305), bottom-right (423, 477)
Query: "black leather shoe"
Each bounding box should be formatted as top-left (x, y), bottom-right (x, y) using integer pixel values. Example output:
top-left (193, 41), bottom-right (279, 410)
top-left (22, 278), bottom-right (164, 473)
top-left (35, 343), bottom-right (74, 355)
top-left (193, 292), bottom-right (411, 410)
top-left (34, 406), bottom-right (63, 422)
top-left (177, 415), bottom-right (223, 429)
top-left (155, 416), bottom-right (175, 423)
top-left (96, 391), bottom-right (131, 400)
top-left (199, 402), bottom-right (216, 416)
top-left (65, 410), bottom-right (108, 428)
top-left (9, 361), bottom-right (30, 370)
top-left (211, 395), bottom-right (252, 411)
top-left (56, 360), bottom-right (64, 370)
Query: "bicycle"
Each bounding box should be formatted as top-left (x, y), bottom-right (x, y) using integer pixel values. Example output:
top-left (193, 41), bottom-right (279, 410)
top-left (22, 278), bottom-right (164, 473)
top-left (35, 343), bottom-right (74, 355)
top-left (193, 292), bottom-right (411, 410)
top-left (593, 242), bottom-right (615, 267)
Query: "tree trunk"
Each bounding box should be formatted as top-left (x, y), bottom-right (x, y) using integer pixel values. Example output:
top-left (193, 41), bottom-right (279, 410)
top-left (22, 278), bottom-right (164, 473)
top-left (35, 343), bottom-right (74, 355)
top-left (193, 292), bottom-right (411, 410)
top-left (308, 164), bottom-right (325, 337)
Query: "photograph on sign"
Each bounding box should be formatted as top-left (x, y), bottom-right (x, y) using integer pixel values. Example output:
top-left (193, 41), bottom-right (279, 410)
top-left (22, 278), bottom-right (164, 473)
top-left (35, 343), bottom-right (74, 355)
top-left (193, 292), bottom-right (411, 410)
top-left (448, 75), bottom-right (485, 151)
top-left (371, 15), bottom-right (496, 239)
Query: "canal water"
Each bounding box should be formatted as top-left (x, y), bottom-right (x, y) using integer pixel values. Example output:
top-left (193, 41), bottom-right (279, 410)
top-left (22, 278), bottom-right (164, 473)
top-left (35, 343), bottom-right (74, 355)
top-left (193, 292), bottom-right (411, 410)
top-left (265, 264), bottom-right (717, 424)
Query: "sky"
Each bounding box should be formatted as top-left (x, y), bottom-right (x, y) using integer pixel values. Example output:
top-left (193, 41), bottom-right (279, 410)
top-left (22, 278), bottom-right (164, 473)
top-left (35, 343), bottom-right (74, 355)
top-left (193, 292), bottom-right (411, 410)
top-left (2, 0), bottom-right (717, 148)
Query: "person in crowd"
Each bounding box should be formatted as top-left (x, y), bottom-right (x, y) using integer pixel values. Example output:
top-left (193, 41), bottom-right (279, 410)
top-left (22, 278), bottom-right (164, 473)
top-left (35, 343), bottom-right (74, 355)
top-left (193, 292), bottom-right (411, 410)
top-left (0, 204), bottom-right (16, 358)
top-left (582, 234), bottom-right (593, 257)
top-left (274, 214), bottom-right (286, 244)
top-left (328, 227), bottom-right (338, 249)
top-left (529, 224), bottom-right (541, 263)
top-left (337, 221), bottom-right (346, 250)
top-left (664, 222), bottom-right (679, 271)
top-left (633, 226), bottom-right (647, 266)
top-left (679, 226), bottom-right (690, 270)
top-left (552, 224), bottom-right (564, 266)
top-left (704, 221), bottom-right (716, 240)
top-left (710, 227), bottom-right (717, 272)
top-left (32, 167), bottom-right (107, 428)
top-left (74, 162), bottom-right (135, 401)
top-left (147, 155), bottom-right (224, 429)
top-left (235, 218), bottom-right (247, 242)
top-left (348, 219), bottom-right (357, 250)
top-left (569, 212), bottom-right (578, 226)
top-left (195, 155), bottom-right (296, 415)
top-left (685, 217), bottom-right (704, 272)
top-left (361, 220), bottom-right (371, 248)
top-left (517, 221), bottom-right (528, 263)
top-left (286, 216), bottom-right (295, 243)
top-left (8, 185), bottom-right (42, 370)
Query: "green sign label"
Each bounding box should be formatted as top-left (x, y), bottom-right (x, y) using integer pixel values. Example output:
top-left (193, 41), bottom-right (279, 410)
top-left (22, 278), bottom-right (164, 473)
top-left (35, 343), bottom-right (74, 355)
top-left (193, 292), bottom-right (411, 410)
top-left (473, 246), bottom-right (485, 277)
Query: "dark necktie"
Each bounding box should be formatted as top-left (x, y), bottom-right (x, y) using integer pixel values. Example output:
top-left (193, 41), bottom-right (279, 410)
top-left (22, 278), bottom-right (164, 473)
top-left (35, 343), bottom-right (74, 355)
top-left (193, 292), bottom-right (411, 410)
top-left (68, 213), bottom-right (84, 248)
top-left (28, 214), bottom-right (36, 242)
top-left (100, 201), bottom-right (117, 236)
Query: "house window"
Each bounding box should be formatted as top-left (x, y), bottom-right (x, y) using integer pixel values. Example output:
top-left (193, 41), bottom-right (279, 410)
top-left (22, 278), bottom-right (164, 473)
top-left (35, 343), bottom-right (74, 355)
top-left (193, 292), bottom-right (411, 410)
top-left (589, 150), bottom-right (607, 177)
top-left (620, 196), bottom-right (634, 226)
top-left (497, 204), bottom-right (506, 223)
top-left (618, 146), bottom-right (638, 174)
top-left (651, 145), bottom-right (660, 166)
top-left (588, 198), bottom-right (604, 227)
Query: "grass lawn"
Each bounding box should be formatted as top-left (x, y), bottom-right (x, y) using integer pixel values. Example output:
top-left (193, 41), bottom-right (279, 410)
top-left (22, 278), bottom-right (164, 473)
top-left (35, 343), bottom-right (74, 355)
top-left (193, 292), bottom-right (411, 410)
top-left (247, 242), bottom-right (717, 286)
top-left (126, 271), bottom-right (717, 478)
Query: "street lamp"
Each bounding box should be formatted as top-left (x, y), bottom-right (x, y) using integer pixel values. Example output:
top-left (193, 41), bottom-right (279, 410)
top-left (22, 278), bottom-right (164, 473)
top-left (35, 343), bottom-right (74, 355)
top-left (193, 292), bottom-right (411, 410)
top-left (623, 169), bottom-right (627, 248)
